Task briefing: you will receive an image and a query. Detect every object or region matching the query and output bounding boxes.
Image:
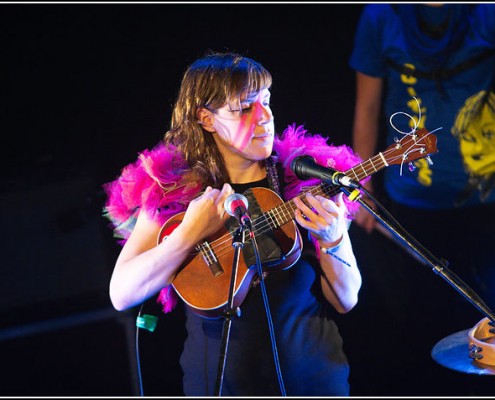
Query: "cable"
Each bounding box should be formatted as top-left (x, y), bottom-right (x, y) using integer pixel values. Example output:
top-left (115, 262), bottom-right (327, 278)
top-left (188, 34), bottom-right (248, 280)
top-left (135, 304), bottom-right (145, 396)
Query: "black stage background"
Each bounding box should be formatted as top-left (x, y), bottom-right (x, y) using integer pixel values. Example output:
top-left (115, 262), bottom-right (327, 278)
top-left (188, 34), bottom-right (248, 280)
top-left (1, 2), bottom-right (493, 397)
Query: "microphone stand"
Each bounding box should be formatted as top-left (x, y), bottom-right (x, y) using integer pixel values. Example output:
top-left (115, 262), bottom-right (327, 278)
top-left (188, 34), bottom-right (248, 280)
top-left (339, 185), bottom-right (495, 323)
top-left (214, 224), bottom-right (245, 397)
top-left (214, 217), bottom-right (287, 396)
top-left (249, 221), bottom-right (287, 396)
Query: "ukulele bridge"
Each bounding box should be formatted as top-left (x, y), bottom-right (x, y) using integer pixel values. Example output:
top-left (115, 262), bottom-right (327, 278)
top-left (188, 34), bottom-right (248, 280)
top-left (199, 241), bottom-right (224, 277)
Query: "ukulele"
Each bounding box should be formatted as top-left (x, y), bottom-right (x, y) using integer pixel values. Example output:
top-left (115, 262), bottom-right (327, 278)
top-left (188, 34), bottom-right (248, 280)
top-left (157, 128), bottom-right (438, 317)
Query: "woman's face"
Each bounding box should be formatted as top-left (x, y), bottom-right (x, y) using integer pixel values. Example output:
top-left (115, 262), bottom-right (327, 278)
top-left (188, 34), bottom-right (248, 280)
top-left (210, 88), bottom-right (275, 162)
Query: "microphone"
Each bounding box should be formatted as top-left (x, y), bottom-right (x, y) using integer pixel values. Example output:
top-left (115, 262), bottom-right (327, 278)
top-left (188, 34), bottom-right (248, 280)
top-left (291, 155), bottom-right (361, 189)
top-left (224, 193), bottom-right (252, 229)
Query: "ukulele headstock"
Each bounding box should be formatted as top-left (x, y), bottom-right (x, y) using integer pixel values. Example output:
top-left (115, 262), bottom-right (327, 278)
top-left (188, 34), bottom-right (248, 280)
top-left (384, 128), bottom-right (438, 166)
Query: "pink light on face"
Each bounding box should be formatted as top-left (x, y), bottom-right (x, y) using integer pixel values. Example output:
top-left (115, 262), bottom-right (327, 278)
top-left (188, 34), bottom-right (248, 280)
top-left (231, 110), bottom-right (256, 151)
top-left (212, 88), bottom-right (274, 159)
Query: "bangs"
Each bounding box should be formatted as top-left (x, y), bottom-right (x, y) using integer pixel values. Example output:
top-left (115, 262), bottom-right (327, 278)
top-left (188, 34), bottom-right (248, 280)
top-left (223, 56), bottom-right (272, 106)
top-left (186, 52), bottom-right (272, 111)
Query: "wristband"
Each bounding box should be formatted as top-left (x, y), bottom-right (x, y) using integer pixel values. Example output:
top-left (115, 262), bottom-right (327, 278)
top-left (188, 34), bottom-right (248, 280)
top-left (319, 236), bottom-right (352, 267)
top-left (320, 236), bottom-right (344, 254)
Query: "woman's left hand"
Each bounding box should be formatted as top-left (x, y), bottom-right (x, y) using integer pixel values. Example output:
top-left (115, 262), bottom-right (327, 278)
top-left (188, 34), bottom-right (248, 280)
top-left (293, 191), bottom-right (347, 244)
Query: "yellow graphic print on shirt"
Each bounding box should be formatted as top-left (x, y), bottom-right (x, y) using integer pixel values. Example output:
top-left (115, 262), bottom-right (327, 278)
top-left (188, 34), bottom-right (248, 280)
top-left (451, 90), bottom-right (495, 202)
top-left (400, 63), bottom-right (432, 186)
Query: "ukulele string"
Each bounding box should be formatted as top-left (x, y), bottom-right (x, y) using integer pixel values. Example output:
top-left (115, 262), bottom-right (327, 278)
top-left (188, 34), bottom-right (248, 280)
top-left (196, 184), bottom-right (339, 261)
top-left (198, 149), bottom-right (405, 261)
top-left (195, 129), bottom-right (435, 260)
top-left (388, 98), bottom-right (442, 176)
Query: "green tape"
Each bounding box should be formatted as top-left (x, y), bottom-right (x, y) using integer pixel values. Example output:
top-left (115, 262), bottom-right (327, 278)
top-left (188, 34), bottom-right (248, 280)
top-left (136, 314), bottom-right (158, 332)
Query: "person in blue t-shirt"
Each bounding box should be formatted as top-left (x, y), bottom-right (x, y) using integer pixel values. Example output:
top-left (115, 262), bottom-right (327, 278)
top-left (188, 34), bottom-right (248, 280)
top-left (344, 3), bottom-right (495, 396)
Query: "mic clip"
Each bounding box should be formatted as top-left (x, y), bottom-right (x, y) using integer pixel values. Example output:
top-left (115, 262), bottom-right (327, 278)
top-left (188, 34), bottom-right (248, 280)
top-left (224, 193), bottom-right (252, 231)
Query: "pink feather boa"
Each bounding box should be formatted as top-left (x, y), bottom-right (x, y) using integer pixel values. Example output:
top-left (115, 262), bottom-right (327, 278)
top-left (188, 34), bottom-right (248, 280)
top-left (103, 123), bottom-right (364, 314)
top-left (102, 144), bottom-right (202, 243)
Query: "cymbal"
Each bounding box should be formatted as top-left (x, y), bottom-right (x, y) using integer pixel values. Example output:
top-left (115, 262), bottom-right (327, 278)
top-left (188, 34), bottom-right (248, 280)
top-left (431, 329), bottom-right (495, 376)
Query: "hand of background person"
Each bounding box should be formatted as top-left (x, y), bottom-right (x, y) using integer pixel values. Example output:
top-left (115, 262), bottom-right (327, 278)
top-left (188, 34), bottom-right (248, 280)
top-left (353, 180), bottom-right (377, 234)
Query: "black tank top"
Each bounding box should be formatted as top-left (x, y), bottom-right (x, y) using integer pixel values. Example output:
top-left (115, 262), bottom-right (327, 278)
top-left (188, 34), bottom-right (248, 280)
top-left (179, 177), bottom-right (350, 396)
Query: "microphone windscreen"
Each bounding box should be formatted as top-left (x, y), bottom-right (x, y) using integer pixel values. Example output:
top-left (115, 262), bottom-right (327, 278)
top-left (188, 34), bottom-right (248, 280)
top-left (224, 193), bottom-right (249, 217)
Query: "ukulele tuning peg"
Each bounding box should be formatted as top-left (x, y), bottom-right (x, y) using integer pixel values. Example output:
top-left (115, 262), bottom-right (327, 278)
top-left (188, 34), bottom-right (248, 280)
top-left (408, 162), bottom-right (416, 172)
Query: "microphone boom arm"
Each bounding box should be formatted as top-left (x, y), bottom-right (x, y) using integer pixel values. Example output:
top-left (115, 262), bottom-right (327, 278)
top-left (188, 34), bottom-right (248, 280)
top-left (344, 185), bottom-right (495, 323)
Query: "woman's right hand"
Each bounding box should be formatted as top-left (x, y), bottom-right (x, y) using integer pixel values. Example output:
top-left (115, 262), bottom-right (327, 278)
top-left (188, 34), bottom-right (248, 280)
top-left (178, 183), bottom-right (235, 243)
